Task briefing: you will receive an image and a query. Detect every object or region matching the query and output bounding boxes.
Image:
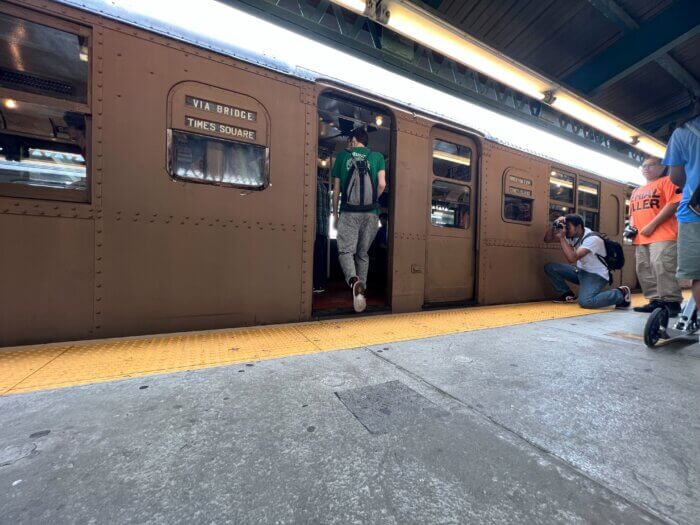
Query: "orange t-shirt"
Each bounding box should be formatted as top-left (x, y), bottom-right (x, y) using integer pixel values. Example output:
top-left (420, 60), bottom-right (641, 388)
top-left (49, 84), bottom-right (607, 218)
top-left (629, 176), bottom-right (681, 245)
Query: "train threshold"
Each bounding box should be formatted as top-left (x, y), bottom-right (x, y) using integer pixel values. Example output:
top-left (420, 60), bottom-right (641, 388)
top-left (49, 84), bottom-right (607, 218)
top-left (1, 298), bottom-right (698, 524)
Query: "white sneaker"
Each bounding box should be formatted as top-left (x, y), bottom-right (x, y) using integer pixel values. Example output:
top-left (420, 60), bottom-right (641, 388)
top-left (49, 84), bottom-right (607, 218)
top-left (352, 280), bottom-right (367, 313)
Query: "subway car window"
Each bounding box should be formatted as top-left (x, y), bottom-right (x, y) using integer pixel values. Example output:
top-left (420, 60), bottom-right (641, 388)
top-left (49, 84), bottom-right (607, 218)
top-left (578, 179), bottom-right (599, 209)
top-left (431, 180), bottom-right (470, 228)
top-left (170, 131), bottom-right (268, 188)
top-left (0, 102), bottom-right (86, 190)
top-left (504, 194), bottom-right (533, 222)
top-left (549, 169), bottom-right (575, 204)
top-left (0, 13), bottom-right (88, 103)
top-left (549, 203), bottom-right (572, 223)
top-left (432, 139), bottom-right (471, 182)
top-left (0, 11), bottom-right (89, 201)
top-left (580, 210), bottom-right (599, 230)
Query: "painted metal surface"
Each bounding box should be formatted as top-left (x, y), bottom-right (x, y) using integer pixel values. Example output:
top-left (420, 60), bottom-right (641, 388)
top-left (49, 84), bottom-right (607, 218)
top-left (0, 0), bottom-right (636, 347)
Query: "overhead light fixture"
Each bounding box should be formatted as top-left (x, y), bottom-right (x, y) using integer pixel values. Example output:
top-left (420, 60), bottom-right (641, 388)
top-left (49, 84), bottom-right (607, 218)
top-left (79, 44), bottom-right (89, 62)
top-left (433, 150), bottom-right (471, 166)
top-left (328, 0), bottom-right (667, 162)
top-left (550, 92), bottom-right (635, 144)
top-left (634, 136), bottom-right (667, 159)
top-left (332, 0), bottom-right (366, 14)
top-left (375, 115), bottom-right (383, 126)
top-left (377, 0), bottom-right (549, 101)
top-left (3, 98), bottom-right (17, 109)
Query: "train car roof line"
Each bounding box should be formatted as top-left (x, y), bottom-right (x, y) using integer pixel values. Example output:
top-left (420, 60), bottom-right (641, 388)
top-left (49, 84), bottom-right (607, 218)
top-left (50, 0), bottom-right (643, 185)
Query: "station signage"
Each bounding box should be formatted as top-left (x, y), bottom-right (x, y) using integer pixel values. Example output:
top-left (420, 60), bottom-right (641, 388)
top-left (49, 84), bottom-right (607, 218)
top-left (509, 186), bottom-right (532, 197)
top-left (186, 95), bottom-right (257, 122)
top-left (508, 174), bottom-right (532, 186)
top-left (185, 116), bottom-right (256, 141)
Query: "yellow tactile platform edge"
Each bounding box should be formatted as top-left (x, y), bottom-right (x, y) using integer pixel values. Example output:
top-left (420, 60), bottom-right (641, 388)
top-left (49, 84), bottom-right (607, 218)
top-left (0, 295), bottom-right (651, 396)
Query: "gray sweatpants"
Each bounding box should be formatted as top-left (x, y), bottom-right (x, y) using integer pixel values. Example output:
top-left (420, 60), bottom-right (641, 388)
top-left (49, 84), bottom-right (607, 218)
top-left (337, 212), bottom-right (380, 286)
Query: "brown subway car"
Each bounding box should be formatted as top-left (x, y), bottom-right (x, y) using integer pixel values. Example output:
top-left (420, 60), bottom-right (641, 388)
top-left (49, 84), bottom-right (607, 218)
top-left (0, 0), bottom-right (638, 347)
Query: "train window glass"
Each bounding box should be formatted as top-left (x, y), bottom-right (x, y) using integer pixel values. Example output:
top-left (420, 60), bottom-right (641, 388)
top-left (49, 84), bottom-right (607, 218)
top-left (549, 203), bottom-right (573, 223)
top-left (504, 194), bottom-right (533, 222)
top-left (549, 169), bottom-right (575, 204)
top-left (0, 100), bottom-right (87, 193)
top-left (578, 180), bottom-right (599, 209)
top-left (170, 131), bottom-right (268, 188)
top-left (431, 180), bottom-right (470, 228)
top-left (432, 139), bottom-right (471, 182)
top-left (0, 13), bottom-right (88, 103)
top-left (580, 210), bottom-right (599, 231)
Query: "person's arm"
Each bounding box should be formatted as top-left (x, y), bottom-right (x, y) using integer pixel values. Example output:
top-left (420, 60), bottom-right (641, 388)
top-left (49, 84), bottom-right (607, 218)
top-left (640, 202), bottom-right (679, 236)
top-left (559, 236), bottom-right (590, 263)
top-left (377, 170), bottom-right (386, 196)
top-left (669, 165), bottom-right (686, 189)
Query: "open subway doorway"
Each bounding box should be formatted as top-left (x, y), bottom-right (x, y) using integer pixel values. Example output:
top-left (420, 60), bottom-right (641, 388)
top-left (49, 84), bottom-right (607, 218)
top-left (313, 92), bottom-right (393, 315)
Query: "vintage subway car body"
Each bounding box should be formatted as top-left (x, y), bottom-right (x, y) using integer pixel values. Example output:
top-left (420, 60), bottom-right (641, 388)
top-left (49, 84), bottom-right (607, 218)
top-left (0, 0), bottom-right (637, 346)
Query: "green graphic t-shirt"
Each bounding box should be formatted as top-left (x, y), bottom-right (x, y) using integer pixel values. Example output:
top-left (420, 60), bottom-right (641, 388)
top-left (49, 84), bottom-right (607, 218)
top-left (332, 147), bottom-right (385, 214)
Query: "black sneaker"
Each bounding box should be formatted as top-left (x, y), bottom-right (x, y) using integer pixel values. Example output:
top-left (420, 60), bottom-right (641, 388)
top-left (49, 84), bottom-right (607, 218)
top-left (663, 301), bottom-right (682, 317)
top-left (553, 292), bottom-right (577, 303)
top-left (616, 286), bottom-right (631, 309)
top-left (633, 300), bottom-right (661, 313)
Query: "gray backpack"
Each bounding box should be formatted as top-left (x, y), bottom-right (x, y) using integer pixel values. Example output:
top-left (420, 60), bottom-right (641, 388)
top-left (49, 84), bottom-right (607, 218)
top-left (343, 150), bottom-right (378, 212)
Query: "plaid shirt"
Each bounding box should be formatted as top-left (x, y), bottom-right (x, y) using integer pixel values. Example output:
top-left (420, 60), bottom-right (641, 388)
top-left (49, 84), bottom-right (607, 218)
top-left (316, 176), bottom-right (330, 237)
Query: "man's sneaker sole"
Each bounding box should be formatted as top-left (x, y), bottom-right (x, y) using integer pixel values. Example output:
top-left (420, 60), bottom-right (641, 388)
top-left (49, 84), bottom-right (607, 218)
top-left (353, 281), bottom-right (367, 313)
top-left (616, 286), bottom-right (632, 309)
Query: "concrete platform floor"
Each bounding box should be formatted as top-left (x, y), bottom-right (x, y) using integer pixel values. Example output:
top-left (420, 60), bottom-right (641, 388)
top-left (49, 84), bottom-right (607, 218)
top-left (1, 310), bottom-right (699, 524)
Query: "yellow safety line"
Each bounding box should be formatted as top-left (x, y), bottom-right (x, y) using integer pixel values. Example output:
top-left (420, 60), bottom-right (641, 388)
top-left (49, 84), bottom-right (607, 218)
top-left (0, 295), bottom-right (651, 396)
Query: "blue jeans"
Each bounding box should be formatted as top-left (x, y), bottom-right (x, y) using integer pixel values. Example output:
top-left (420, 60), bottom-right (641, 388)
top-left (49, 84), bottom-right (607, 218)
top-left (544, 263), bottom-right (622, 309)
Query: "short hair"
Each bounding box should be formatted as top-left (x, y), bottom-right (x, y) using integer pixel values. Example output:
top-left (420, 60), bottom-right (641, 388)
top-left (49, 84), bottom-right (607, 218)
top-left (350, 127), bottom-right (369, 147)
top-left (564, 214), bottom-right (585, 229)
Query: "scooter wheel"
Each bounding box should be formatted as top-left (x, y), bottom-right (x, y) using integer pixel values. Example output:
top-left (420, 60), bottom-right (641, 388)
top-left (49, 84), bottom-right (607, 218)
top-left (644, 307), bottom-right (669, 348)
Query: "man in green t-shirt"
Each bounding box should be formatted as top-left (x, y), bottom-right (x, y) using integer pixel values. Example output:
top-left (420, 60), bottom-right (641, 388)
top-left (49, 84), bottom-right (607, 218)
top-left (331, 128), bottom-right (387, 313)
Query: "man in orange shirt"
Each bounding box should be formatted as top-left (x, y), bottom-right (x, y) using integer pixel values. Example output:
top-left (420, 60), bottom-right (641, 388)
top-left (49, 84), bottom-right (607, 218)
top-left (629, 157), bottom-right (683, 315)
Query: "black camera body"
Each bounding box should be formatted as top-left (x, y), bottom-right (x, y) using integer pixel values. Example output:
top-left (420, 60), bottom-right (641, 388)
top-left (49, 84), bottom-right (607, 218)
top-left (623, 224), bottom-right (638, 240)
top-left (552, 221), bottom-right (564, 231)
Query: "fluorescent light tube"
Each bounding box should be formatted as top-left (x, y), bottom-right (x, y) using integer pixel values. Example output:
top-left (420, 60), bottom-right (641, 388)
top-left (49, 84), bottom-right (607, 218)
top-left (635, 136), bottom-right (667, 159)
top-left (551, 93), bottom-right (635, 144)
top-left (381, 0), bottom-right (549, 101)
top-left (332, 0), bottom-right (366, 14)
top-left (433, 150), bottom-right (471, 165)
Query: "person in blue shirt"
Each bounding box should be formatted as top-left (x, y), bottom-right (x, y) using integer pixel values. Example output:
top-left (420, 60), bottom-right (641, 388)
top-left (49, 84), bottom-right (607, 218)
top-left (663, 100), bottom-right (700, 307)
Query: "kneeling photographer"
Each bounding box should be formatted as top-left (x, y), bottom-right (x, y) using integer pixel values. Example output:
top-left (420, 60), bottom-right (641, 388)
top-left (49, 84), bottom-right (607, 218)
top-left (544, 214), bottom-right (631, 309)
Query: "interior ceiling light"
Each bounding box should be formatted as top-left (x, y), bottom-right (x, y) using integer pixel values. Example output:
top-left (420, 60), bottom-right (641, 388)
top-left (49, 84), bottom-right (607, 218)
top-left (3, 98), bottom-right (17, 109)
top-left (329, 0), bottom-right (668, 160)
top-left (375, 115), bottom-right (383, 126)
top-left (433, 150), bottom-right (471, 166)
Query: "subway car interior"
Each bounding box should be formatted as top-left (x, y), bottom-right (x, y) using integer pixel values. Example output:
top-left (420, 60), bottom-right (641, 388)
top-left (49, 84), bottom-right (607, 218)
top-left (313, 92), bottom-right (393, 315)
top-left (0, 11), bottom-right (88, 199)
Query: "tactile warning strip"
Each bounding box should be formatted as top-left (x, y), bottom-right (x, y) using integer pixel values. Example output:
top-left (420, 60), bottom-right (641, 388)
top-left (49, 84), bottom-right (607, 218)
top-left (0, 295), bottom-right (650, 395)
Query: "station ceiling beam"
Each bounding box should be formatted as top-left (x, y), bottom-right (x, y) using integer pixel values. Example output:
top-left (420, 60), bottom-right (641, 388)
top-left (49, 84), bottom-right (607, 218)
top-left (565, 0), bottom-right (700, 95)
top-left (586, 0), bottom-right (700, 99)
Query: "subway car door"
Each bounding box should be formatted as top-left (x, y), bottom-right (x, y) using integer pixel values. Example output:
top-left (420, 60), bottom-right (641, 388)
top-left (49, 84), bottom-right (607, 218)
top-left (424, 130), bottom-right (477, 304)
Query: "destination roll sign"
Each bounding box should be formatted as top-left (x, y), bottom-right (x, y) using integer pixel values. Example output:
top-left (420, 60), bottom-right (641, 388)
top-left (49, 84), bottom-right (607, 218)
top-left (186, 95), bottom-right (257, 122)
top-left (185, 116), bottom-right (256, 141)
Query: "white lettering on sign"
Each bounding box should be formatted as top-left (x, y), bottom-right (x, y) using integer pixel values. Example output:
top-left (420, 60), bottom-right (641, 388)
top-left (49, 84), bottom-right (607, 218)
top-left (509, 186), bottom-right (532, 197)
top-left (509, 175), bottom-right (532, 186)
top-left (186, 96), bottom-right (257, 122)
top-left (185, 116), bottom-right (257, 141)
